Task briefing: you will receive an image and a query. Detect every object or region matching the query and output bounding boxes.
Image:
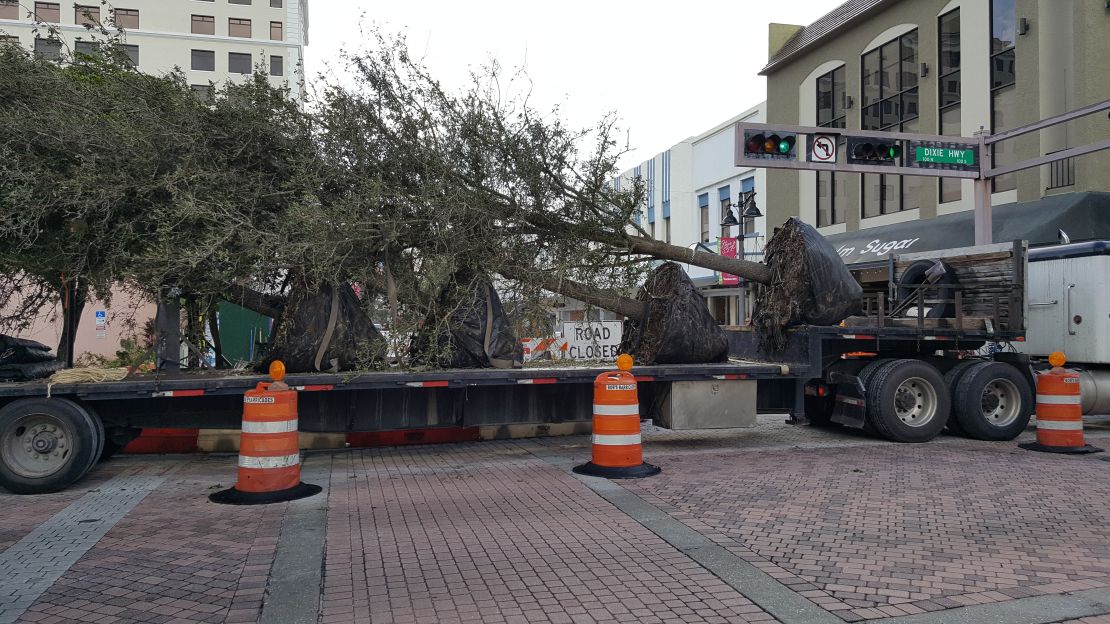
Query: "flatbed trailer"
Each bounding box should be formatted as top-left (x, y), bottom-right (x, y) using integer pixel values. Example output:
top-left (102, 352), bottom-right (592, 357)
top-left (0, 242), bottom-right (1034, 494)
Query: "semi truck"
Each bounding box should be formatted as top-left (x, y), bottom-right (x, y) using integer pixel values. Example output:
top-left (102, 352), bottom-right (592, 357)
top-left (2, 239), bottom-right (1108, 495)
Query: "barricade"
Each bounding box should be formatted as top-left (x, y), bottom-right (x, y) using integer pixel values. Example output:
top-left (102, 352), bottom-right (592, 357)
top-left (573, 354), bottom-right (660, 478)
top-left (210, 361), bottom-right (323, 504)
top-left (1020, 352), bottom-right (1103, 455)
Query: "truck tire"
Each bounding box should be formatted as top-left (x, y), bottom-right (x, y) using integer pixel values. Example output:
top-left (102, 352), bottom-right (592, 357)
top-left (952, 361), bottom-right (1033, 441)
top-left (0, 398), bottom-right (102, 494)
top-left (865, 359), bottom-right (950, 443)
top-left (897, 260), bottom-right (957, 318)
top-left (942, 359), bottom-right (983, 436)
top-left (81, 404), bottom-right (105, 475)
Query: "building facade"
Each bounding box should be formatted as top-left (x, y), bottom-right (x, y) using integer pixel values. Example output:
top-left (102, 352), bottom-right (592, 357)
top-left (0, 0), bottom-right (308, 100)
top-left (617, 102), bottom-right (768, 325)
top-left (761, 0), bottom-right (1110, 238)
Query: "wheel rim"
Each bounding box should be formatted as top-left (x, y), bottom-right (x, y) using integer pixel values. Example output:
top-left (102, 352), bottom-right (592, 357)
top-left (1, 412), bottom-right (75, 479)
top-left (980, 378), bottom-right (1021, 427)
top-left (893, 377), bottom-right (938, 427)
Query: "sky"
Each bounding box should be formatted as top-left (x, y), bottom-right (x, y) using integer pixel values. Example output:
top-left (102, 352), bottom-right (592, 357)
top-left (302, 1), bottom-right (845, 171)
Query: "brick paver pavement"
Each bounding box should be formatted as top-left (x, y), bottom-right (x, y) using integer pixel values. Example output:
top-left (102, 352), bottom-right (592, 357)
top-left (1, 415), bottom-right (1108, 624)
top-left (613, 431), bottom-right (1110, 622)
top-left (321, 443), bottom-right (775, 624)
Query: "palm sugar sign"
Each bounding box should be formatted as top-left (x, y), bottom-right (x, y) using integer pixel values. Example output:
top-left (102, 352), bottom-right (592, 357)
top-left (562, 321), bottom-right (623, 360)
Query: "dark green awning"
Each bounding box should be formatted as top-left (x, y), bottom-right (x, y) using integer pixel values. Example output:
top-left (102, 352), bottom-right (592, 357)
top-left (823, 192), bottom-right (1110, 265)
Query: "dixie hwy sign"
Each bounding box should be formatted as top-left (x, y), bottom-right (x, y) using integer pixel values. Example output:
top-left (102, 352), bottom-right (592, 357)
top-left (914, 146), bottom-right (976, 166)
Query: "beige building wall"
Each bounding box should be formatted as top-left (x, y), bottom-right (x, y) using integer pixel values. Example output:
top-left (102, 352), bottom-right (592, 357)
top-left (762, 0), bottom-right (1110, 235)
top-left (0, 0), bottom-right (308, 99)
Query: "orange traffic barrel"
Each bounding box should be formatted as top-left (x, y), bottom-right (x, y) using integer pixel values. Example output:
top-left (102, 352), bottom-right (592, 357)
top-left (573, 354), bottom-right (660, 479)
top-left (210, 361), bottom-right (323, 504)
top-left (1020, 352), bottom-right (1103, 455)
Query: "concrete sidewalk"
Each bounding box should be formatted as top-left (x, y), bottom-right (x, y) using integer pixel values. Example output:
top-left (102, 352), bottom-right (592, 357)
top-left (2, 416), bottom-right (1109, 624)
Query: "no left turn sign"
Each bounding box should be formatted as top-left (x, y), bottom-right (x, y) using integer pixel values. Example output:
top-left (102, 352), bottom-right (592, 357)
top-left (809, 135), bottom-right (838, 163)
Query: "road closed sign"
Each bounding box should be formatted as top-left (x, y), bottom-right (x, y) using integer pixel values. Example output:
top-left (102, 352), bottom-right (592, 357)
top-left (561, 321), bottom-right (623, 361)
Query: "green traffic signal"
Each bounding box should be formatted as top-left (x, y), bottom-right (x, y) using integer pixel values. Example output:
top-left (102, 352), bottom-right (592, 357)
top-left (778, 136), bottom-right (796, 154)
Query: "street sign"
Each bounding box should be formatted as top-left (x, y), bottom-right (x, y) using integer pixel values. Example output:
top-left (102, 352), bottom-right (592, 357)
top-left (905, 141), bottom-right (979, 171)
top-left (94, 310), bottom-right (107, 329)
top-left (808, 135), bottom-right (838, 163)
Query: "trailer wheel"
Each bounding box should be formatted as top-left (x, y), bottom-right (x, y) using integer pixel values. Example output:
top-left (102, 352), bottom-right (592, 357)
top-left (942, 360), bottom-right (983, 436)
top-left (952, 361), bottom-right (1033, 441)
top-left (865, 359), bottom-right (950, 443)
top-left (0, 398), bottom-right (102, 494)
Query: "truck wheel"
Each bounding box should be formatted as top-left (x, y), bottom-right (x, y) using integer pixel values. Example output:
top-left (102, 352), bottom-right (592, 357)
top-left (865, 359), bottom-right (950, 443)
top-left (952, 361), bottom-right (1033, 441)
top-left (0, 398), bottom-right (102, 494)
top-left (942, 360), bottom-right (982, 436)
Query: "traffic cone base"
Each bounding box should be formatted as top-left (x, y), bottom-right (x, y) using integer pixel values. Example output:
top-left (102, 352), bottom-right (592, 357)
top-left (209, 481), bottom-right (322, 505)
top-left (1018, 441), bottom-right (1103, 455)
top-left (573, 461), bottom-right (661, 479)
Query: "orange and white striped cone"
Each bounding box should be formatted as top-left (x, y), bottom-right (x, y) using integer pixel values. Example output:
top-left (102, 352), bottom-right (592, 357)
top-left (1020, 352), bottom-right (1103, 455)
top-left (210, 361), bottom-right (323, 504)
top-left (573, 354), bottom-right (660, 479)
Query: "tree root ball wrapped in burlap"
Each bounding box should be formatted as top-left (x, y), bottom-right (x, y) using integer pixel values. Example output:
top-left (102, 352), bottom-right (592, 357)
top-left (754, 218), bottom-right (863, 351)
top-left (619, 262), bottom-right (728, 365)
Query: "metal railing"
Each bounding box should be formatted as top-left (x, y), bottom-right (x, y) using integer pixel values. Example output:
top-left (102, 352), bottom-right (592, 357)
top-left (1046, 151), bottom-right (1075, 189)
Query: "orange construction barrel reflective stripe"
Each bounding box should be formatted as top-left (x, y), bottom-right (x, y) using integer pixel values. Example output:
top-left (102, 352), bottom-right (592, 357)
top-left (236, 382), bottom-right (301, 493)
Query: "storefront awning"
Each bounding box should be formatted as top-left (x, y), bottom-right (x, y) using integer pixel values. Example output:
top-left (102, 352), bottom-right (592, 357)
top-left (822, 192), bottom-right (1110, 265)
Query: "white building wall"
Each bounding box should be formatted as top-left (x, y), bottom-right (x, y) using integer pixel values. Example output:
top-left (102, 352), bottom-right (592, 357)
top-left (0, 0), bottom-right (308, 100)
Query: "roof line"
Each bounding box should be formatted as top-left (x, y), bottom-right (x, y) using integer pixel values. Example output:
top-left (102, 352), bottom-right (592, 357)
top-left (760, 0), bottom-right (896, 75)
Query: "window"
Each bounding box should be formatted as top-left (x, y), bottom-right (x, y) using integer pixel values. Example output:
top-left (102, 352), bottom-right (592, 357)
top-left (34, 2), bottom-right (59, 22)
top-left (191, 84), bottom-right (214, 102)
top-left (718, 186), bottom-right (731, 238)
top-left (269, 21), bottom-right (282, 40)
top-left (0, 1), bottom-right (17, 20)
top-left (191, 49), bottom-right (215, 71)
top-left (228, 51), bottom-right (251, 74)
top-left (191, 14), bottom-right (214, 35)
top-left (664, 217), bottom-right (671, 244)
top-left (698, 193), bottom-right (710, 243)
top-left (120, 43), bottom-right (138, 65)
top-left (229, 0), bottom-right (251, 4)
top-left (0, 34), bottom-right (21, 45)
top-left (75, 4), bottom-right (99, 26)
top-left (816, 65), bottom-right (847, 227)
top-left (270, 54), bottom-right (282, 76)
top-left (270, 0), bottom-right (282, 6)
top-left (991, 0), bottom-right (1017, 192)
top-left (115, 8), bottom-right (138, 29)
top-left (649, 222), bottom-right (655, 240)
top-left (860, 29), bottom-right (919, 218)
top-left (33, 37), bottom-right (60, 60)
top-left (229, 17), bottom-right (251, 37)
top-left (74, 39), bottom-right (99, 57)
top-left (938, 9), bottom-right (962, 203)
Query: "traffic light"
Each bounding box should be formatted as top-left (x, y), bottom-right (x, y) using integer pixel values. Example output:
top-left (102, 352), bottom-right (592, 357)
top-left (743, 131), bottom-right (797, 160)
top-left (847, 137), bottom-right (902, 165)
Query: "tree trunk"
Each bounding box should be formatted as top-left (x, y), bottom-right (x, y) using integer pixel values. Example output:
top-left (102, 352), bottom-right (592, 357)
top-left (57, 276), bottom-right (88, 368)
top-left (497, 267), bottom-right (647, 320)
top-left (222, 282), bottom-right (285, 319)
top-left (624, 236), bottom-right (774, 285)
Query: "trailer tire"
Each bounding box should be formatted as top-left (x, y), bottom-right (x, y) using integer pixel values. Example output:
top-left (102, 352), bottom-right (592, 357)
top-left (897, 260), bottom-right (957, 318)
top-left (942, 360), bottom-right (983, 436)
top-left (952, 361), bottom-right (1033, 441)
top-left (865, 359), bottom-right (950, 443)
top-left (0, 398), bottom-right (102, 494)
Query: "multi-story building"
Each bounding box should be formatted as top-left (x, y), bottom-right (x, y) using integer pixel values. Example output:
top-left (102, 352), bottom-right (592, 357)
top-left (0, 0), bottom-right (308, 101)
top-left (614, 102), bottom-right (769, 325)
top-left (760, 0), bottom-right (1110, 248)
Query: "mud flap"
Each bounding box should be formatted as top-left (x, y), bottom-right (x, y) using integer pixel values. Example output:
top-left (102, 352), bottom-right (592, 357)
top-left (829, 371), bottom-right (867, 429)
